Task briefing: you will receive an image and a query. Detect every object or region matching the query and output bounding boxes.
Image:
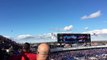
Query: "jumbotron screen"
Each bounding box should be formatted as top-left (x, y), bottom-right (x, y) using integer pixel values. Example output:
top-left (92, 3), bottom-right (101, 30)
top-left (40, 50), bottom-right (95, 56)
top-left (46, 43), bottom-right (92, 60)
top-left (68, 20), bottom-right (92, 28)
top-left (57, 33), bottom-right (91, 43)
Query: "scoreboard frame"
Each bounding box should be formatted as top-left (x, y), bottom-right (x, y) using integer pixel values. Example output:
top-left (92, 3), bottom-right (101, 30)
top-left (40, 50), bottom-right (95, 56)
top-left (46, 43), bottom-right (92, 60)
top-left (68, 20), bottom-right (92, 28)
top-left (57, 33), bottom-right (91, 44)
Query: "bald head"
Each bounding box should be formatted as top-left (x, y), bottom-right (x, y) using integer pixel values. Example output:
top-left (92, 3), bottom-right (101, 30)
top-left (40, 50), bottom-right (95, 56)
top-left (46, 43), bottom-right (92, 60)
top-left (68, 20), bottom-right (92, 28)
top-left (37, 43), bottom-right (50, 60)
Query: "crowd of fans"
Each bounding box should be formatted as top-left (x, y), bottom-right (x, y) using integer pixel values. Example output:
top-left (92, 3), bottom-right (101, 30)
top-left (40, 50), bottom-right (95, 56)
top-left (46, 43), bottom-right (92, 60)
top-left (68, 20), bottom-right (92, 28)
top-left (49, 48), bottom-right (107, 60)
top-left (0, 35), bottom-right (20, 60)
top-left (0, 42), bottom-right (38, 60)
top-left (0, 35), bottom-right (51, 60)
top-left (1, 35), bottom-right (107, 60)
top-left (0, 35), bottom-right (37, 60)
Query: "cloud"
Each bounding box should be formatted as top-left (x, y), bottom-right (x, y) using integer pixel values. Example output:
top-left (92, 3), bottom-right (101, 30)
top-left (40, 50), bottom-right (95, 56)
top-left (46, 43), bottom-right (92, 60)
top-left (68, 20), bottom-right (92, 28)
top-left (83, 29), bottom-right (107, 35)
top-left (53, 25), bottom-right (73, 32)
top-left (3, 28), bottom-right (107, 43)
top-left (81, 10), bottom-right (101, 20)
top-left (14, 32), bottom-right (72, 43)
top-left (84, 27), bottom-right (89, 30)
top-left (13, 33), bottom-right (58, 43)
top-left (63, 25), bottom-right (73, 31)
top-left (16, 34), bottom-right (35, 40)
top-left (3, 35), bottom-right (11, 38)
top-left (83, 29), bottom-right (107, 41)
top-left (2, 35), bottom-right (15, 40)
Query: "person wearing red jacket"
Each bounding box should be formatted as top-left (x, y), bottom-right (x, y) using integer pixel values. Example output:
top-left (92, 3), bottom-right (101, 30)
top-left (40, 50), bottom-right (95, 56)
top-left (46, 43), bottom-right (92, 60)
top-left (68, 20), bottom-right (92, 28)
top-left (21, 42), bottom-right (50, 60)
top-left (21, 42), bottom-right (37, 60)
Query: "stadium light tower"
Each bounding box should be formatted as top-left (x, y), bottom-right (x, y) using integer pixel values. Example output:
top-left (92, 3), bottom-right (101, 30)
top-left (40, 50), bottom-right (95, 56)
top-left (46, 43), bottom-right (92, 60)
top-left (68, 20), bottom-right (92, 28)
top-left (92, 32), bottom-right (98, 36)
top-left (51, 33), bottom-right (57, 39)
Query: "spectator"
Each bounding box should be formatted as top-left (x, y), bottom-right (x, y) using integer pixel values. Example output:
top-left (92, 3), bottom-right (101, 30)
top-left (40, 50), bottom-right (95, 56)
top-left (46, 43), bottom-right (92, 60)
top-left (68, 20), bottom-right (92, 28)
top-left (49, 48), bottom-right (107, 60)
top-left (21, 42), bottom-right (37, 60)
top-left (37, 43), bottom-right (50, 60)
top-left (0, 49), bottom-right (4, 60)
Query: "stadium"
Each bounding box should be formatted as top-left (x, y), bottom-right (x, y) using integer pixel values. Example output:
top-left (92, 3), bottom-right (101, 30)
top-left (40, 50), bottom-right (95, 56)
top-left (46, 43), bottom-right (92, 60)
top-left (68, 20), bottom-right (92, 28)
top-left (1, 33), bottom-right (107, 60)
top-left (0, 0), bottom-right (107, 60)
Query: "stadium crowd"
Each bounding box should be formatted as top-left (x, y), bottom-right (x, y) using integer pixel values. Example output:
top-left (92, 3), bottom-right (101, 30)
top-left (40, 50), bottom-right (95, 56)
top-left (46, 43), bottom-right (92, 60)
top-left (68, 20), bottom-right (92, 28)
top-left (0, 35), bottom-right (50, 60)
top-left (1, 35), bottom-right (107, 60)
top-left (49, 48), bottom-right (107, 60)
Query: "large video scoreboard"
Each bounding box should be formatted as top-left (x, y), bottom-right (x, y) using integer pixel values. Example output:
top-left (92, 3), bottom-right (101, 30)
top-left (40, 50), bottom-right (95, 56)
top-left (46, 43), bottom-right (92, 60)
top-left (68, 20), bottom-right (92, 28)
top-left (57, 33), bottom-right (91, 44)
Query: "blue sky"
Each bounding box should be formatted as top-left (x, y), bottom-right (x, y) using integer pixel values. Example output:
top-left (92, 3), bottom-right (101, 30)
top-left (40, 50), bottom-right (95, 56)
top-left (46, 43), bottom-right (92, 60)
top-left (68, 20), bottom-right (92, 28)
top-left (0, 0), bottom-right (107, 43)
